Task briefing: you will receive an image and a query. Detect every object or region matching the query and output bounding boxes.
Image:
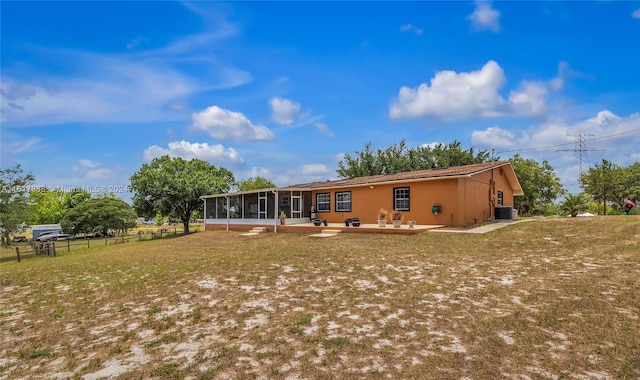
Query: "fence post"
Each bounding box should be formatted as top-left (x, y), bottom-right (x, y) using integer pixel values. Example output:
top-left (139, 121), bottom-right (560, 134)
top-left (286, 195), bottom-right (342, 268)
top-left (16, 247), bottom-right (20, 262)
top-left (87, 238), bottom-right (90, 249)
top-left (105, 236), bottom-right (108, 246)
top-left (67, 240), bottom-right (70, 252)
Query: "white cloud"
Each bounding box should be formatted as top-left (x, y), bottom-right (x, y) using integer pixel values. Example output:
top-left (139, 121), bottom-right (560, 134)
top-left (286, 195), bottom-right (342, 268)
top-left (2, 136), bottom-right (41, 156)
top-left (191, 106), bottom-right (274, 142)
top-left (302, 164), bottom-right (330, 176)
top-left (315, 122), bottom-right (334, 137)
top-left (143, 140), bottom-right (244, 167)
top-left (269, 97), bottom-right (301, 125)
top-left (508, 81), bottom-right (549, 117)
top-left (0, 4), bottom-right (251, 127)
top-left (471, 126), bottom-right (516, 149)
top-left (472, 111), bottom-right (640, 193)
top-left (632, 9), bottom-right (640, 19)
top-left (389, 60), bottom-right (506, 120)
top-left (468, 1), bottom-right (501, 32)
top-left (85, 169), bottom-right (114, 180)
top-left (79, 159), bottom-right (99, 169)
top-left (247, 167), bottom-right (271, 178)
top-left (72, 159), bottom-right (114, 180)
top-left (586, 109), bottom-right (621, 125)
top-left (272, 162), bottom-right (336, 187)
top-left (390, 60), bottom-right (573, 121)
top-left (400, 24), bottom-right (423, 35)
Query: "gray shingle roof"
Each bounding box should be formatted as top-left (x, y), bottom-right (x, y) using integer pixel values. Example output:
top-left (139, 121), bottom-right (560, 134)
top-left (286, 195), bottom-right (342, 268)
top-left (282, 161), bottom-right (514, 190)
top-left (201, 161), bottom-right (523, 198)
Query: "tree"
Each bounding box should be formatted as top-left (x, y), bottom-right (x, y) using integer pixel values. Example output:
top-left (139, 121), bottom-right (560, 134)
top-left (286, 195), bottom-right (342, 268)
top-left (560, 193), bottom-right (591, 217)
top-left (620, 162), bottom-right (640, 203)
top-left (60, 195), bottom-right (137, 236)
top-left (579, 159), bottom-right (638, 214)
top-left (29, 188), bottom-right (67, 225)
top-left (0, 165), bottom-right (35, 246)
top-left (336, 139), bottom-right (493, 178)
top-left (510, 154), bottom-right (565, 216)
top-left (29, 187), bottom-right (92, 225)
top-left (130, 156), bottom-right (235, 233)
top-left (237, 176), bottom-right (276, 191)
top-left (64, 188), bottom-right (91, 210)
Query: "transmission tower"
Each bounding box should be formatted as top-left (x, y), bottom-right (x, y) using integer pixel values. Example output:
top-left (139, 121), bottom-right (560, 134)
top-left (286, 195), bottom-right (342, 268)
top-left (557, 131), bottom-right (604, 175)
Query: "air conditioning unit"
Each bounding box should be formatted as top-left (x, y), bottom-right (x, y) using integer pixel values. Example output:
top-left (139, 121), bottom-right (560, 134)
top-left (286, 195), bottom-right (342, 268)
top-left (495, 206), bottom-right (512, 220)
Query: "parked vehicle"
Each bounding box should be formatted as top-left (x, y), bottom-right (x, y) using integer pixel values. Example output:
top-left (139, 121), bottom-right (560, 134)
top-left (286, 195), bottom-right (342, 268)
top-left (36, 232), bottom-right (70, 242)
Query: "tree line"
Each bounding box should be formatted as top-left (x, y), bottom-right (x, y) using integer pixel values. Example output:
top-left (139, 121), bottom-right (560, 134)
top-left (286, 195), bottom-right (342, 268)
top-left (1, 140), bottom-right (637, 245)
top-left (335, 140), bottom-right (638, 217)
top-left (0, 160), bottom-right (274, 246)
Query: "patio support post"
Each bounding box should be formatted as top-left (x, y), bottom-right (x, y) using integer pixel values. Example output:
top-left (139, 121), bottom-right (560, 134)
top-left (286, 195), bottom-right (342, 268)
top-left (272, 190), bottom-right (278, 233)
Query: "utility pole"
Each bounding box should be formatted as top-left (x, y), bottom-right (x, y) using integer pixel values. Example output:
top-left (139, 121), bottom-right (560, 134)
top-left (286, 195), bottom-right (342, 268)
top-left (557, 131), bottom-right (604, 177)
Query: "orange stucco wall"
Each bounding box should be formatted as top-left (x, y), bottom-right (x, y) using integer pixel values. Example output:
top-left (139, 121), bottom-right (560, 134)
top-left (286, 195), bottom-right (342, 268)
top-left (311, 168), bottom-right (516, 227)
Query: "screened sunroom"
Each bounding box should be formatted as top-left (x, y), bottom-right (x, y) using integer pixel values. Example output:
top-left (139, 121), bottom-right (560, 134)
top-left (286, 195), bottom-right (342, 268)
top-left (202, 189), bottom-right (313, 228)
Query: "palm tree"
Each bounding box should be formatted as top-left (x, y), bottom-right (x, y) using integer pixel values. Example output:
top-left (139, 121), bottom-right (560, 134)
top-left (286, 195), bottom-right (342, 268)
top-left (561, 193), bottom-right (591, 217)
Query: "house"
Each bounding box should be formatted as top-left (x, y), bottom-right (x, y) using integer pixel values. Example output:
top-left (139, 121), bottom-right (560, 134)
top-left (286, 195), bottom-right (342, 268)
top-left (201, 161), bottom-right (523, 231)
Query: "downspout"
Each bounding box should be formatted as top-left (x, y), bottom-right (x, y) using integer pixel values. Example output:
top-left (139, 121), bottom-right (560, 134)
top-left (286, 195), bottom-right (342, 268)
top-left (203, 197), bottom-right (207, 232)
top-left (225, 196), bottom-right (230, 232)
top-left (490, 169), bottom-right (495, 219)
top-left (272, 190), bottom-right (279, 233)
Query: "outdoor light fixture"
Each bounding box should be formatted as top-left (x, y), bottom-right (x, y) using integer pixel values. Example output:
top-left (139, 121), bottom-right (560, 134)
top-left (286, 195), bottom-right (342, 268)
top-left (432, 205), bottom-right (442, 215)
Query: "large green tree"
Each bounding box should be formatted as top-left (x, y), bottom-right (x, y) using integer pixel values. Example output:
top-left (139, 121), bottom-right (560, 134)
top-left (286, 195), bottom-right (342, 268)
top-left (64, 188), bottom-right (92, 210)
top-left (509, 154), bottom-right (565, 216)
top-left (336, 139), bottom-right (493, 178)
top-left (0, 165), bottom-right (35, 246)
top-left (130, 156), bottom-right (235, 233)
top-left (237, 176), bottom-right (276, 191)
top-left (29, 188), bottom-right (66, 225)
top-left (581, 160), bottom-right (640, 214)
top-left (60, 195), bottom-right (137, 236)
top-left (29, 187), bottom-right (92, 225)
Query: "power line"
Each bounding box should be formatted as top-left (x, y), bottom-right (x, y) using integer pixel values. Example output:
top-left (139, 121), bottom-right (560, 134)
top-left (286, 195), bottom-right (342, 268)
top-left (495, 127), bottom-right (639, 155)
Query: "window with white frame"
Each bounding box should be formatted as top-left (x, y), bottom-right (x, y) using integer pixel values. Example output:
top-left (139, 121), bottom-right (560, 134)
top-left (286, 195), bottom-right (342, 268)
top-left (335, 191), bottom-right (351, 212)
top-left (316, 193), bottom-right (330, 212)
top-left (394, 187), bottom-right (410, 211)
top-left (497, 191), bottom-right (504, 206)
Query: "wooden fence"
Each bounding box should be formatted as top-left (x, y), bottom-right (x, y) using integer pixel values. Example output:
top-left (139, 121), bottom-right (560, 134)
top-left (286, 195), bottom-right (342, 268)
top-left (13, 227), bottom-right (186, 262)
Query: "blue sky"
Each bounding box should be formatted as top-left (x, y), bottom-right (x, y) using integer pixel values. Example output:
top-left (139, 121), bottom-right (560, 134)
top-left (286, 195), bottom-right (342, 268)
top-left (2, 1), bottom-right (639, 199)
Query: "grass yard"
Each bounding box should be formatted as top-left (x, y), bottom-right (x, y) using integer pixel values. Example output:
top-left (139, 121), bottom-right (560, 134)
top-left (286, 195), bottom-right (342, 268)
top-left (1, 217), bottom-right (639, 379)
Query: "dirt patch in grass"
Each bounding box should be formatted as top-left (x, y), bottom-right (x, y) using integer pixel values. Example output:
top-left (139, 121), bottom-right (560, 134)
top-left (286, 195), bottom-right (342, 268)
top-left (1, 216), bottom-right (639, 379)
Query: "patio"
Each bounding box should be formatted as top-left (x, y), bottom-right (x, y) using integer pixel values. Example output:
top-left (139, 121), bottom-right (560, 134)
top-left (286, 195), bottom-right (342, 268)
top-left (206, 221), bottom-right (446, 235)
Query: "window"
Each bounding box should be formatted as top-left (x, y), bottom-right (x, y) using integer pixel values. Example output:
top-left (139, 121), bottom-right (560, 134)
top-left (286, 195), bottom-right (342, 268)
top-left (394, 187), bottom-right (410, 211)
top-left (335, 191), bottom-right (352, 212)
top-left (316, 193), bottom-right (330, 212)
top-left (497, 191), bottom-right (504, 206)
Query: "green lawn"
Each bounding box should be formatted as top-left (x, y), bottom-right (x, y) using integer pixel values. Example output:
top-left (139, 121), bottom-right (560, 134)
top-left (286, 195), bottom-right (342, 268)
top-left (1, 217), bottom-right (639, 379)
